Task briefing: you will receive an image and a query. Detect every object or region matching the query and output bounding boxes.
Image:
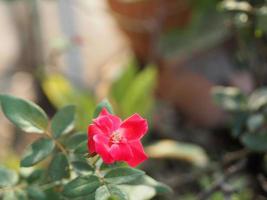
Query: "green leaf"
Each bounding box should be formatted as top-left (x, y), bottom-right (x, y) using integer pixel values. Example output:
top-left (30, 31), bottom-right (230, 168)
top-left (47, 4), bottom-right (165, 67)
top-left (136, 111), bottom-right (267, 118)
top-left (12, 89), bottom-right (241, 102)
top-left (0, 166), bottom-right (19, 187)
top-left (232, 112), bottom-right (248, 138)
top-left (42, 74), bottom-right (96, 130)
top-left (95, 185), bottom-right (128, 200)
top-left (119, 185), bottom-right (156, 200)
top-left (16, 190), bottom-right (28, 200)
top-left (104, 167), bottom-right (145, 185)
top-left (212, 86), bottom-right (247, 112)
top-left (48, 153), bottom-right (69, 181)
top-left (27, 169), bottom-right (45, 184)
top-left (65, 132), bottom-right (87, 149)
top-left (247, 114), bottom-right (264, 132)
top-left (128, 175), bottom-right (172, 195)
top-left (248, 88), bottom-right (267, 111)
top-left (72, 160), bottom-right (94, 173)
top-left (51, 105), bottom-right (76, 138)
top-left (72, 193), bottom-right (95, 200)
top-left (74, 141), bottom-right (88, 155)
top-left (110, 60), bottom-right (138, 104)
top-left (21, 138), bottom-right (55, 167)
top-left (93, 99), bottom-right (113, 118)
top-left (3, 190), bottom-right (27, 200)
top-left (3, 191), bottom-right (17, 200)
top-left (27, 186), bottom-right (46, 200)
top-left (145, 140), bottom-right (209, 167)
top-left (63, 175), bottom-right (100, 198)
top-left (256, 7), bottom-right (267, 33)
top-left (120, 66), bottom-right (156, 117)
top-left (241, 133), bottom-right (267, 151)
top-left (0, 95), bottom-right (48, 134)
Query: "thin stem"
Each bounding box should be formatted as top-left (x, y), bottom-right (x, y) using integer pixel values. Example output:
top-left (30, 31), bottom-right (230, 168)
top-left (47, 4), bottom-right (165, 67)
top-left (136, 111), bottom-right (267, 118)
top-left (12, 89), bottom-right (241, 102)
top-left (44, 130), bottom-right (68, 156)
top-left (197, 160), bottom-right (246, 200)
top-left (0, 183), bottom-right (27, 194)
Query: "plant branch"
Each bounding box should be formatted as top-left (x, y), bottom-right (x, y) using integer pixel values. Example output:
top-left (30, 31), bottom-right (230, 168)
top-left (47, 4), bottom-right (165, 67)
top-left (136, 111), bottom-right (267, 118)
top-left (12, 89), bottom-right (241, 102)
top-left (0, 183), bottom-right (27, 194)
top-left (44, 130), bottom-right (68, 156)
top-left (197, 159), bottom-right (246, 200)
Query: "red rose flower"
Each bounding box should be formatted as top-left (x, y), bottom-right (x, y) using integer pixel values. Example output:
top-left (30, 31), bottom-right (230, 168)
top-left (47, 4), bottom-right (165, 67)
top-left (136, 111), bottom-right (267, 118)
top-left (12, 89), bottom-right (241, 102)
top-left (88, 108), bottom-right (148, 167)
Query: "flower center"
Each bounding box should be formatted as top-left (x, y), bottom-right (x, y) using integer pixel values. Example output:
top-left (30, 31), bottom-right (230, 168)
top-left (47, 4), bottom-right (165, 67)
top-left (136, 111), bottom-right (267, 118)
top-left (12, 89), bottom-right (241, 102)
top-left (110, 131), bottom-right (122, 143)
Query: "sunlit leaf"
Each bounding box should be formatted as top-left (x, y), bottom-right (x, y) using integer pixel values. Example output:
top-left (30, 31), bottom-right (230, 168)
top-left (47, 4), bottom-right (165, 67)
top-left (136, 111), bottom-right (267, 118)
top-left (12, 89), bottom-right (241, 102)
top-left (128, 175), bottom-right (172, 195)
top-left (119, 185), bottom-right (156, 200)
top-left (0, 95), bottom-right (48, 134)
top-left (21, 138), bottom-right (55, 167)
top-left (247, 114), bottom-right (264, 132)
top-left (42, 74), bottom-right (96, 130)
top-left (51, 105), bottom-right (76, 138)
top-left (146, 140), bottom-right (209, 167)
top-left (248, 88), bottom-right (267, 111)
top-left (110, 60), bottom-right (138, 105)
top-left (120, 66), bottom-right (156, 117)
top-left (0, 166), bottom-right (18, 187)
top-left (95, 185), bottom-right (128, 200)
top-left (212, 86), bottom-right (247, 112)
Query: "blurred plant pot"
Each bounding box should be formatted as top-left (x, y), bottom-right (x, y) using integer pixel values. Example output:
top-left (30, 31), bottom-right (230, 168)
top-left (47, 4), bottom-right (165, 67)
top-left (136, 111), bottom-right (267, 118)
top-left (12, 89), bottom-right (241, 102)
top-left (107, 0), bottom-right (192, 62)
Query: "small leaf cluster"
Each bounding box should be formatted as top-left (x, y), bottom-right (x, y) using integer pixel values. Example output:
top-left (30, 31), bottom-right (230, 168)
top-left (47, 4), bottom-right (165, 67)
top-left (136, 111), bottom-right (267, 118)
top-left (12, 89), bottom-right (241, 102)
top-left (0, 95), bottom-right (171, 200)
top-left (212, 86), bottom-right (267, 151)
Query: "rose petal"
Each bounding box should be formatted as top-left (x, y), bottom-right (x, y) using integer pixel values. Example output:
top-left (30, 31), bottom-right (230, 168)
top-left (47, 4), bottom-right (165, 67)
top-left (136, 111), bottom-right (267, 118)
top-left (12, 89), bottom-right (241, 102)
top-left (87, 124), bottom-right (103, 153)
top-left (93, 134), bottom-right (114, 164)
top-left (120, 114), bottom-right (148, 141)
top-left (109, 143), bottom-right (133, 162)
top-left (100, 108), bottom-right (122, 130)
top-left (127, 141), bottom-right (148, 167)
top-left (94, 113), bottom-right (121, 135)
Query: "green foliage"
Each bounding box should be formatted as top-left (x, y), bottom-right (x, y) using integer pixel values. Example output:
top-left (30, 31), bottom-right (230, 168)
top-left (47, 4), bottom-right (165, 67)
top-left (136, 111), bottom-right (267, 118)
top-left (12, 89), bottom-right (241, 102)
top-left (48, 153), bottom-right (69, 181)
top-left (213, 86), bottom-right (267, 151)
top-left (93, 99), bottom-right (114, 118)
top-left (20, 138), bottom-right (55, 167)
top-left (0, 94), bottom-right (169, 200)
top-left (42, 59), bottom-right (156, 129)
top-left (0, 95), bottom-right (48, 134)
top-left (42, 74), bottom-right (96, 130)
top-left (104, 167), bottom-right (145, 185)
top-left (241, 133), bottom-right (267, 151)
top-left (95, 185), bottom-right (127, 200)
top-left (62, 175), bottom-right (100, 198)
top-left (212, 86), bottom-right (247, 112)
top-left (0, 166), bottom-right (18, 187)
top-left (51, 105), bottom-right (76, 138)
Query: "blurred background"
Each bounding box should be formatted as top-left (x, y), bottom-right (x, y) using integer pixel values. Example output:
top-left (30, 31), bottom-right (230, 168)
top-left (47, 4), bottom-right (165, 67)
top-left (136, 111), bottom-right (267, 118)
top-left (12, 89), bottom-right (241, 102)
top-left (1, 0), bottom-right (267, 199)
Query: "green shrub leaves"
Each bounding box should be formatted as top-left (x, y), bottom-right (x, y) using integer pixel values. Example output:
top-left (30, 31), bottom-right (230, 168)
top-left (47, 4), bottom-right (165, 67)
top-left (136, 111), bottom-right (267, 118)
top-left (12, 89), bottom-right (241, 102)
top-left (21, 138), bottom-right (55, 167)
top-left (63, 175), bottom-right (100, 198)
top-left (48, 153), bottom-right (69, 181)
top-left (0, 95), bottom-right (48, 134)
top-left (0, 166), bottom-right (18, 187)
top-left (51, 105), bottom-right (75, 138)
top-left (104, 167), bottom-right (145, 184)
top-left (0, 94), bottom-right (171, 200)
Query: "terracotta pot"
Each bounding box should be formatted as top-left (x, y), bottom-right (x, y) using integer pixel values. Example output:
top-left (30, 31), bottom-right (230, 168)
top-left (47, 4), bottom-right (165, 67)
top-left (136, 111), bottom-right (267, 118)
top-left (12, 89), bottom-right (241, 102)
top-left (107, 0), bottom-right (192, 61)
top-left (156, 65), bottom-right (225, 128)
